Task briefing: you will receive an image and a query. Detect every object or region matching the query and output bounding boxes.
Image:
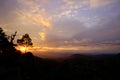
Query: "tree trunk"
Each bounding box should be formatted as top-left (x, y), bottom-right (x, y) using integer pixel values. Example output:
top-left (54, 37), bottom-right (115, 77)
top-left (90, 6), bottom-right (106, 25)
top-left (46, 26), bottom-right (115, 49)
top-left (25, 46), bottom-right (27, 53)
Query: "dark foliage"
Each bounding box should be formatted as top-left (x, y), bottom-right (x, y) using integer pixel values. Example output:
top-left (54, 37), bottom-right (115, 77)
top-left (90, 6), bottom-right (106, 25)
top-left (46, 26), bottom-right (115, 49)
top-left (0, 27), bottom-right (16, 55)
top-left (17, 34), bottom-right (33, 53)
top-left (17, 34), bottom-right (32, 46)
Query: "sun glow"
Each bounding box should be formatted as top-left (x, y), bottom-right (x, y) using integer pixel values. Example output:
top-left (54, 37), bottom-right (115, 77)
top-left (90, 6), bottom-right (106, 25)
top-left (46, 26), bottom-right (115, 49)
top-left (39, 32), bottom-right (46, 41)
top-left (20, 47), bottom-right (26, 52)
top-left (16, 46), bottom-right (27, 53)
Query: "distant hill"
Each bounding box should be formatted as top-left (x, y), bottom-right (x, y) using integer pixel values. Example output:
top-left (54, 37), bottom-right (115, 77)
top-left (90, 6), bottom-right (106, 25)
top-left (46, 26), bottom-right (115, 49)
top-left (1, 52), bottom-right (120, 80)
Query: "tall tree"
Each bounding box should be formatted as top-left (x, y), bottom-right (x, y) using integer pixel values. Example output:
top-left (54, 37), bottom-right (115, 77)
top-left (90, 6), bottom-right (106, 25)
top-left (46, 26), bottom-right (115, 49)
top-left (17, 34), bottom-right (33, 53)
top-left (0, 27), bottom-right (9, 54)
top-left (0, 27), bottom-right (17, 54)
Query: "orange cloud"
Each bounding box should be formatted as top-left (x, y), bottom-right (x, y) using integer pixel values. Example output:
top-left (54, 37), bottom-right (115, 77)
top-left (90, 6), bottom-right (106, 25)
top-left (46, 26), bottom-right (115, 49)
top-left (17, 0), bottom-right (52, 28)
top-left (16, 10), bottom-right (51, 28)
top-left (39, 31), bottom-right (46, 41)
top-left (29, 43), bottom-right (120, 56)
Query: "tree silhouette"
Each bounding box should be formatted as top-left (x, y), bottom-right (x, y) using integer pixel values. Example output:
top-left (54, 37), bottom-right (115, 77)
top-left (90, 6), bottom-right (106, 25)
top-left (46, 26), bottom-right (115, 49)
top-left (8, 31), bottom-right (17, 45)
top-left (17, 34), bottom-right (33, 53)
top-left (0, 27), bottom-right (17, 54)
top-left (0, 27), bottom-right (9, 54)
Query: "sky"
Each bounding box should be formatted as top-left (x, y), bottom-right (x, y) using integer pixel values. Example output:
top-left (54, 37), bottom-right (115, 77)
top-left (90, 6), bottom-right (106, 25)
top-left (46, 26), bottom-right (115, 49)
top-left (0, 0), bottom-right (120, 57)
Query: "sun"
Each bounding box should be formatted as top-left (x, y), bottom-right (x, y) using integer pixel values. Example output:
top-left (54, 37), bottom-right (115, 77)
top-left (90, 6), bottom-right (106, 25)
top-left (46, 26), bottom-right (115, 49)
top-left (19, 47), bottom-right (26, 52)
top-left (16, 46), bottom-right (27, 53)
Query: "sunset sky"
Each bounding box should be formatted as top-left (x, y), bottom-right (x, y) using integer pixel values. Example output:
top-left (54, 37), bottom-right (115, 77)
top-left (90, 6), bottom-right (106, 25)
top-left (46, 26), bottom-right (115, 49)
top-left (0, 0), bottom-right (120, 57)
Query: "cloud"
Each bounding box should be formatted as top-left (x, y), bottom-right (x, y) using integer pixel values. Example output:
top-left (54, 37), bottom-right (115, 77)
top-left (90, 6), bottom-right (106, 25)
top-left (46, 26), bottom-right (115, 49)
top-left (39, 31), bottom-right (46, 41)
top-left (74, 13), bottom-right (120, 44)
top-left (41, 12), bottom-right (120, 52)
top-left (0, 0), bottom-right (52, 47)
top-left (49, 0), bottom-right (89, 20)
top-left (17, 0), bottom-right (52, 28)
top-left (18, 0), bottom-right (45, 12)
top-left (0, 0), bottom-right (19, 24)
top-left (0, 0), bottom-right (52, 28)
top-left (0, 0), bottom-right (18, 14)
top-left (0, 0), bottom-right (120, 54)
top-left (62, 0), bottom-right (88, 9)
top-left (90, 0), bottom-right (117, 8)
top-left (40, 18), bottom-right (88, 47)
top-left (49, 11), bottom-right (120, 53)
top-left (32, 41), bottom-right (120, 54)
top-left (16, 10), bottom-right (52, 28)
